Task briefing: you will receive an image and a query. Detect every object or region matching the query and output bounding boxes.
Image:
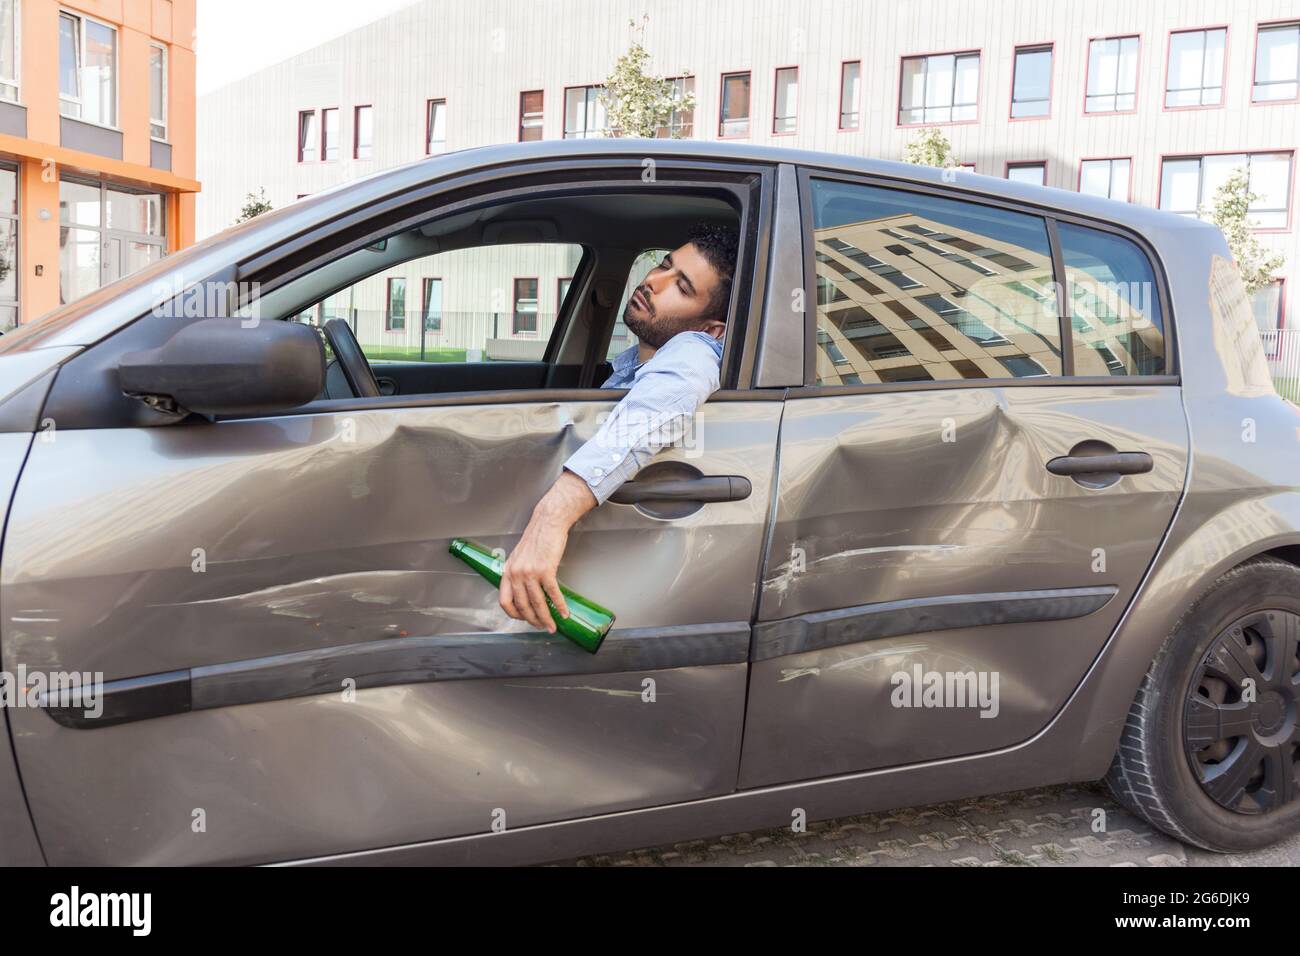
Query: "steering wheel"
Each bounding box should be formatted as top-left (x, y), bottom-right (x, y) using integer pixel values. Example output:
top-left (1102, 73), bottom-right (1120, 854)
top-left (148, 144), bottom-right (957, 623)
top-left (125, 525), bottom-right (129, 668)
top-left (323, 319), bottom-right (381, 398)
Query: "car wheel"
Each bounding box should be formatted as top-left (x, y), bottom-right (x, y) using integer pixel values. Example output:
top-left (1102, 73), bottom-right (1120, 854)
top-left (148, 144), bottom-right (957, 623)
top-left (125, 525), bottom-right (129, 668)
top-left (1104, 557), bottom-right (1300, 851)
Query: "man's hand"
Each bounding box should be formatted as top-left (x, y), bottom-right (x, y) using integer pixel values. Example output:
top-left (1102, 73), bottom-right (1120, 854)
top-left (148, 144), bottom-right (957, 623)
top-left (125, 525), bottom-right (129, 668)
top-left (499, 470), bottom-right (597, 633)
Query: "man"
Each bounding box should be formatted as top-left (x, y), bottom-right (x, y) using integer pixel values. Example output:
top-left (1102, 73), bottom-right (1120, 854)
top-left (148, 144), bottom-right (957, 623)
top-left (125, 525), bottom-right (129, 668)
top-left (498, 221), bottom-right (740, 633)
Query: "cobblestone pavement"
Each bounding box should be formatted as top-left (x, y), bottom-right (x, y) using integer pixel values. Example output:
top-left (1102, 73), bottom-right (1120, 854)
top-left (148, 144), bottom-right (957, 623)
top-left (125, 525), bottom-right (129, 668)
top-left (555, 781), bottom-right (1300, 866)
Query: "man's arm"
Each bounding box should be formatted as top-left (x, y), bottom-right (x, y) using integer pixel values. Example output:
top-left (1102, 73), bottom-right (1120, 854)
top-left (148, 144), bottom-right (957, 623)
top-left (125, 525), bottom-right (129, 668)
top-left (498, 333), bottom-right (721, 632)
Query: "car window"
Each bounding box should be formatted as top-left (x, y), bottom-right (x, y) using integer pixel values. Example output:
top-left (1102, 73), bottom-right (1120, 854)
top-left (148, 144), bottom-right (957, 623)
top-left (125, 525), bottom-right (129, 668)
top-left (608, 248), bottom-right (671, 361)
top-left (295, 242), bottom-right (584, 364)
top-left (1057, 222), bottom-right (1165, 376)
top-left (809, 179), bottom-right (1062, 385)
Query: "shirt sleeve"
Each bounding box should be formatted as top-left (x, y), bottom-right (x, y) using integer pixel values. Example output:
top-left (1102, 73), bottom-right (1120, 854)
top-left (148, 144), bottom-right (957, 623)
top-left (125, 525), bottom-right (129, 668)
top-left (564, 333), bottom-right (721, 504)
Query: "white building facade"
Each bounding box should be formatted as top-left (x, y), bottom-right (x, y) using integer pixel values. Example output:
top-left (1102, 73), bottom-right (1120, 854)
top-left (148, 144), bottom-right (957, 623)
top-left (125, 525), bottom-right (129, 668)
top-left (197, 0), bottom-right (1300, 369)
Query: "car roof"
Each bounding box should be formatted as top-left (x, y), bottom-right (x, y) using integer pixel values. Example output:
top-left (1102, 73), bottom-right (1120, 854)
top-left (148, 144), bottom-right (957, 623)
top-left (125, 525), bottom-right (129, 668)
top-left (407, 138), bottom-right (1220, 237)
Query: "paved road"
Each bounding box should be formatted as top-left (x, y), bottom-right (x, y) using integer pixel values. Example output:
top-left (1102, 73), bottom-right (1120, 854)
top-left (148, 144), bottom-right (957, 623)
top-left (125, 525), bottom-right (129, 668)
top-left (556, 781), bottom-right (1300, 866)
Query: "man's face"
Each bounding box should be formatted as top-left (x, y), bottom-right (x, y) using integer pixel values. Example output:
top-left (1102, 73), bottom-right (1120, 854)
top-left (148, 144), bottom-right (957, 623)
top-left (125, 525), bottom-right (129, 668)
top-left (623, 241), bottom-right (725, 349)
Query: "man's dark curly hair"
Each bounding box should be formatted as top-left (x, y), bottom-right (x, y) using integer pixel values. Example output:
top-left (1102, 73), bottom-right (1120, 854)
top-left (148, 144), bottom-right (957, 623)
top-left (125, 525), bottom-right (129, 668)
top-left (687, 221), bottom-right (740, 324)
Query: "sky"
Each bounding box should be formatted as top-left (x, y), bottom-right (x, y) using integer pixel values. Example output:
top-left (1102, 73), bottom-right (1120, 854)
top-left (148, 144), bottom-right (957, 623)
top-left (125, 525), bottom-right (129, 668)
top-left (196, 0), bottom-right (425, 96)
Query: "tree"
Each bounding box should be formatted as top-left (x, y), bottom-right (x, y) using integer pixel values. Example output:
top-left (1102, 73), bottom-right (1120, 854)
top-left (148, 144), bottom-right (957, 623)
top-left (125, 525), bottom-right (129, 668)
top-left (902, 127), bottom-right (961, 169)
top-left (1203, 167), bottom-right (1285, 296)
top-left (235, 188), bottom-right (273, 224)
top-left (599, 16), bottom-right (695, 139)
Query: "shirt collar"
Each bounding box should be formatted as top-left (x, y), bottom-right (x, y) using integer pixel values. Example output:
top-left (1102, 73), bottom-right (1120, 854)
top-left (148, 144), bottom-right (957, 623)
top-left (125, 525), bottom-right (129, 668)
top-left (613, 332), bottom-right (723, 371)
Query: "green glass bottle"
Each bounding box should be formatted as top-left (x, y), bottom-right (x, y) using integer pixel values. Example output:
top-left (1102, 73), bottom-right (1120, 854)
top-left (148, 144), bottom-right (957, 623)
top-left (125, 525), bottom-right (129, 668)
top-left (449, 538), bottom-right (616, 654)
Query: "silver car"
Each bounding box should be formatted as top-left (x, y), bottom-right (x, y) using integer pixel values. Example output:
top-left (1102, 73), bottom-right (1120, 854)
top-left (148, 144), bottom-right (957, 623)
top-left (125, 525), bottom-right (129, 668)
top-left (0, 139), bottom-right (1296, 866)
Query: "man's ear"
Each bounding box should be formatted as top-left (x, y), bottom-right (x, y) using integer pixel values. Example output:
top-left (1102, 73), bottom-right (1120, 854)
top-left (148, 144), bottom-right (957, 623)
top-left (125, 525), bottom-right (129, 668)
top-left (702, 319), bottom-right (726, 341)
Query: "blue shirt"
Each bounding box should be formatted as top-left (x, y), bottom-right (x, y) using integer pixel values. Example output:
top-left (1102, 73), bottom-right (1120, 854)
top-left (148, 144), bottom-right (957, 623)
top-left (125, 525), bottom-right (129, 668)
top-left (563, 331), bottom-right (724, 504)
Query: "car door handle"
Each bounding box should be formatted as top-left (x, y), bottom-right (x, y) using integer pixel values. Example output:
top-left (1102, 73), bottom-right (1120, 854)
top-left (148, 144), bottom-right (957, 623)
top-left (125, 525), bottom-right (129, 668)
top-left (608, 476), bottom-right (752, 505)
top-left (1046, 452), bottom-right (1153, 477)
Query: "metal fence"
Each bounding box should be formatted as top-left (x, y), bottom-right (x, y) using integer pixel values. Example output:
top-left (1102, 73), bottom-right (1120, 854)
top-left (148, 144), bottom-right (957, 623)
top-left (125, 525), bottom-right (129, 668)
top-left (1260, 328), bottom-right (1300, 403)
top-left (307, 309), bottom-right (560, 362)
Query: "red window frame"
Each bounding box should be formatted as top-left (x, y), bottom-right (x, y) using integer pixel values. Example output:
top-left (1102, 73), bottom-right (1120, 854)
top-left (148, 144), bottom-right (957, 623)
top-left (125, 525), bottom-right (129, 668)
top-left (320, 107), bottom-right (339, 162)
top-left (296, 109), bottom-right (317, 163)
top-left (1009, 42), bottom-right (1054, 121)
top-left (1077, 156), bottom-right (1134, 201)
top-left (353, 104), bottom-right (373, 160)
top-left (772, 65), bottom-right (798, 135)
top-left (838, 60), bottom-right (861, 131)
top-left (1163, 25), bottom-right (1229, 112)
top-left (1005, 160), bottom-right (1047, 186)
top-left (1251, 19), bottom-right (1300, 106)
top-left (425, 98), bottom-right (447, 154)
top-left (519, 90), bottom-right (544, 142)
top-left (421, 276), bottom-right (442, 333)
top-left (512, 276), bottom-right (539, 336)
top-left (1082, 34), bottom-right (1142, 116)
top-left (718, 70), bottom-right (751, 139)
top-left (385, 277), bottom-right (406, 332)
top-left (897, 48), bottom-right (982, 128)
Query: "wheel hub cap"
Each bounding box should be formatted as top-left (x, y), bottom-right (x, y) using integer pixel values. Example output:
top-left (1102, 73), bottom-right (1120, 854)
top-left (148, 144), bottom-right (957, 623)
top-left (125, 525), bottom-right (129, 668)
top-left (1183, 610), bottom-right (1300, 814)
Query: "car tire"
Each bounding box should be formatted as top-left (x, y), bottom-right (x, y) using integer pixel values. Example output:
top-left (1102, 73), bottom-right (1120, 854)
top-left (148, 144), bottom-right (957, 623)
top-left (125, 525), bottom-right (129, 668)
top-left (1104, 557), bottom-right (1300, 852)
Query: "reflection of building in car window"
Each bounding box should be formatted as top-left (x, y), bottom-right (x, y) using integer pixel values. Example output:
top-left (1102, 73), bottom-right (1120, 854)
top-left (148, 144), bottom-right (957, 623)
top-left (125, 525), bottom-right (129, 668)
top-left (812, 202), bottom-right (1165, 385)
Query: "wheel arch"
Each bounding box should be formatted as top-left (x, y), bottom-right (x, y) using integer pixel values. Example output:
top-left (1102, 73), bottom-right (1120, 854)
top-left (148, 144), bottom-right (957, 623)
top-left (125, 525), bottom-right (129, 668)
top-left (1064, 490), bottom-right (1300, 781)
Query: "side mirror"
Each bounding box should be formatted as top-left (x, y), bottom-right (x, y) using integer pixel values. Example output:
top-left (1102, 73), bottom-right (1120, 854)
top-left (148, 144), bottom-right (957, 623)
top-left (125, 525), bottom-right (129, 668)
top-left (117, 318), bottom-right (326, 417)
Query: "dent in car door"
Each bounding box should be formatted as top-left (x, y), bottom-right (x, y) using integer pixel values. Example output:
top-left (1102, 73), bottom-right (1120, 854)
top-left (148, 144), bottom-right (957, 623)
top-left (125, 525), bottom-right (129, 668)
top-left (2, 396), bottom-right (780, 864)
top-left (737, 173), bottom-right (1188, 788)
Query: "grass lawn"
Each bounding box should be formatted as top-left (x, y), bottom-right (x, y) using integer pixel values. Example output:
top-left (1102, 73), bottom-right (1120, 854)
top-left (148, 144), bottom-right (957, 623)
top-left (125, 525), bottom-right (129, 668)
top-left (364, 346), bottom-right (468, 363)
top-left (1276, 378), bottom-right (1300, 403)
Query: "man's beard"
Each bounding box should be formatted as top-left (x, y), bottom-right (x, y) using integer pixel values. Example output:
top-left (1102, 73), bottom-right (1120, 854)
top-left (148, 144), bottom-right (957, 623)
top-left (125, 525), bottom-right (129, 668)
top-left (623, 293), bottom-right (699, 349)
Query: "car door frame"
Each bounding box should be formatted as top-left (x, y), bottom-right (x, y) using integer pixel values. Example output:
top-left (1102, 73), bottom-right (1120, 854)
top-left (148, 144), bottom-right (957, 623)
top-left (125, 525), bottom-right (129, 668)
top-left (735, 162), bottom-right (1190, 788)
top-left (3, 155), bottom-right (795, 865)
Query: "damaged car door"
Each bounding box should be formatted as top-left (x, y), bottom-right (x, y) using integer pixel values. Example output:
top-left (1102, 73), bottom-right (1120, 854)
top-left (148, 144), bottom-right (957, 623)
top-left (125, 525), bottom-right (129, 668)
top-left (738, 170), bottom-right (1189, 788)
top-left (0, 161), bottom-right (781, 865)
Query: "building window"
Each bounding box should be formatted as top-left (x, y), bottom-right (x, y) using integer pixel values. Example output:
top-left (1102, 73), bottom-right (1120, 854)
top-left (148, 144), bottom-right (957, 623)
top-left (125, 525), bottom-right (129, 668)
top-left (899, 51), bottom-right (979, 124)
top-left (0, 0), bottom-right (19, 103)
top-left (719, 71), bottom-right (750, 137)
top-left (385, 277), bottom-right (406, 331)
top-left (513, 277), bottom-right (538, 334)
top-left (519, 90), bottom-right (543, 141)
top-left (656, 76), bottom-right (694, 137)
top-left (1010, 44), bottom-right (1052, 118)
top-left (321, 107), bottom-right (339, 161)
top-left (839, 61), bottom-right (861, 129)
top-left (297, 110), bottom-right (318, 162)
top-left (0, 163), bottom-right (17, 329)
top-left (1160, 152), bottom-right (1293, 228)
top-left (58, 178), bottom-right (165, 306)
top-left (353, 105), bottom-right (372, 159)
top-left (59, 12), bottom-right (118, 127)
top-left (557, 276), bottom-right (572, 313)
top-left (1166, 27), bottom-right (1225, 108)
top-left (773, 66), bottom-right (798, 134)
top-left (564, 85), bottom-right (607, 139)
top-left (1085, 35), bottom-right (1139, 113)
top-left (421, 277), bottom-right (442, 332)
top-left (149, 43), bottom-right (167, 139)
top-left (1254, 22), bottom-right (1300, 102)
top-left (426, 98), bottom-right (446, 154)
top-left (1007, 162), bottom-right (1046, 186)
top-left (1079, 158), bottom-right (1131, 200)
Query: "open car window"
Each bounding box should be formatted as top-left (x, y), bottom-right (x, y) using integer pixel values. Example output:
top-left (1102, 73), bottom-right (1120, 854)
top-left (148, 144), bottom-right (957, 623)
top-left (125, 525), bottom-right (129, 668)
top-left (292, 241), bottom-right (584, 366)
top-left (243, 184), bottom-right (743, 402)
top-left (608, 248), bottom-right (671, 362)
